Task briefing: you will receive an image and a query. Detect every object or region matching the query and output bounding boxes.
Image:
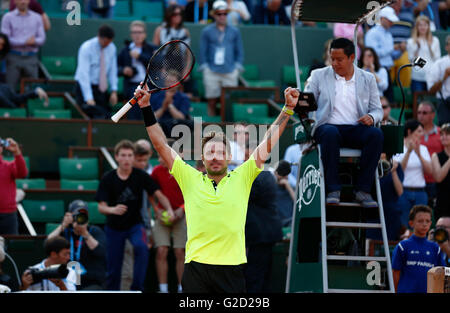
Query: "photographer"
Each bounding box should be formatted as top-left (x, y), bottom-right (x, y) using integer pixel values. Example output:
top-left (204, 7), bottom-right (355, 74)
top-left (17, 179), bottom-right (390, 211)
top-left (0, 137), bottom-right (27, 235)
top-left (21, 236), bottom-right (75, 291)
top-left (428, 216), bottom-right (450, 266)
top-left (48, 200), bottom-right (106, 290)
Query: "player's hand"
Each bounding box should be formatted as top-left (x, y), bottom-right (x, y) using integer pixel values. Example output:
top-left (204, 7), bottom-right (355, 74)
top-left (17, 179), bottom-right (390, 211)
top-left (284, 87), bottom-right (299, 110)
top-left (112, 204), bottom-right (127, 215)
top-left (357, 114), bottom-right (374, 126)
top-left (134, 83), bottom-right (151, 108)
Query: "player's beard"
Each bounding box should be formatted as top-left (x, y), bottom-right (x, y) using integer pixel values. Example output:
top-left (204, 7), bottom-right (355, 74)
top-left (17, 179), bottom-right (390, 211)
top-left (206, 164), bottom-right (228, 176)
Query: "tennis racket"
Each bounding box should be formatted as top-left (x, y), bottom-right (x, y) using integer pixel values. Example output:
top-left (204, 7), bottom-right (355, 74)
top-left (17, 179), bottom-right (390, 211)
top-left (111, 40), bottom-right (195, 123)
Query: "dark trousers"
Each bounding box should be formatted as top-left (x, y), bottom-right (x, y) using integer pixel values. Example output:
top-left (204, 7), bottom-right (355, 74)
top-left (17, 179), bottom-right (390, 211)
top-left (182, 261), bottom-right (246, 293)
top-left (0, 212), bottom-right (19, 235)
top-left (104, 224), bottom-right (149, 291)
top-left (314, 124), bottom-right (383, 193)
top-left (244, 243), bottom-right (274, 293)
top-left (75, 82), bottom-right (111, 119)
top-left (383, 66), bottom-right (394, 103)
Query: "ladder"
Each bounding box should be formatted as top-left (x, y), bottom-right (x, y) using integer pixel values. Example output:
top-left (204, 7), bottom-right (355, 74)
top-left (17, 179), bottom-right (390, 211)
top-left (320, 148), bottom-right (395, 293)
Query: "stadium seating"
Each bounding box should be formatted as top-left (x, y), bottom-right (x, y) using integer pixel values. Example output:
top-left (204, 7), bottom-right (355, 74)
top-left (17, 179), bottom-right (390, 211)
top-left (0, 108), bottom-right (27, 118)
top-left (232, 103), bottom-right (269, 123)
top-left (393, 86), bottom-right (413, 106)
top-left (59, 158), bottom-right (99, 180)
top-left (60, 179), bottom-right (100, 191)
top-left (45, 222), bottom-right (60, 235)
top-left (22, 199), bottom-right (65, 223)
top-left (281, 65), bottom-right (309, 89)
top-left (114, 0), bottom-right (132, 20)
top-left (132, 1), bottom-right (163, 22)
top-left (16, 178), bottom-right (46, 190)
top-left (41, 56), bottom-right (77, 80)
top-left (27, 97), bottom-right (65, 116)
top-left (242, 64), bottom-right (277, 88)
top-left (189, 102), bottom-right (208, 117)
top-left (32, 109), bottom-right (72, 119)
top-left (87, 201), bottom-right (106, 225)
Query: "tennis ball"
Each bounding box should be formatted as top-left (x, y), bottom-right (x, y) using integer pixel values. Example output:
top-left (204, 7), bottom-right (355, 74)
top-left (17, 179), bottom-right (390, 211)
top-left (161, 211), bottom-right (173, 226)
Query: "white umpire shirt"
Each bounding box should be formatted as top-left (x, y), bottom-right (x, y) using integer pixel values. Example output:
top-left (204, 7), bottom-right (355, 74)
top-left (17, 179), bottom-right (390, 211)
top-left (329, 70), bottom-right (359, 125)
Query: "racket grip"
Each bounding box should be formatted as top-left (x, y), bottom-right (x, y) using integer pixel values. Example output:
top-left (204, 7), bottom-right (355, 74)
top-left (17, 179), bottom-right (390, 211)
top-left (111, 98), bottom-right (137, 123)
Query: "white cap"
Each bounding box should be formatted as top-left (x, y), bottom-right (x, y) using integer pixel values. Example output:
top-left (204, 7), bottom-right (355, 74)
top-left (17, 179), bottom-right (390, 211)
top-left (212, 0), bottom-right (228, 12)
top-left (378, 6), bottom-right (399, 23)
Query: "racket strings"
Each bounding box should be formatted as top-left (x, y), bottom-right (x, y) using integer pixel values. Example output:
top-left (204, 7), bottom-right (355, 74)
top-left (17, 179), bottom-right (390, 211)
top-left (148, 42), bottom-right (194, 89)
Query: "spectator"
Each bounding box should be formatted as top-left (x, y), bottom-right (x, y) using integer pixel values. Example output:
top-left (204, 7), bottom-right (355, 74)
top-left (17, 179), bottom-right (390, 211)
top-left (0, 33), bottom-right (10, 83)
top-left (413, 0), bottom-right (441, 31)
top-left (304, 38), bottom-right (384, 208)
top-left (407, 15), bottom-right (441, 94)
top-left (244, 141), bottom-right (283, 293)
top-left (9, 0), bottom-right (51, 31)
top-left (96, 139), bottom-right (173, 291)
top-left (252, 0), bottom-right (290, 25)
top-left (389, 0), bottom-right (414, 89)
top-left (428, 216), bottom-right (450, 266)
top-left (1, 0), bottom-right (46, 92)
top-left (152, 5), bottom-right (195, 97)
top-left (272, 160), bottom-right (295, 227)
top-left (151, 148), bottom-right (186, 294)
top-left (199, 0), bottom-right (244, 116)
top-left (358, 47), bottom-right (389, 97)
top-left (47, 200), bottom-right (107, 290)
top-left (308, 39), bottom-right (332, 78)
top-left (184, 0), bottom-right (214, 24)
top-left (228, 123), bottom-right (247, 170)
top-left (165, 0), bottom-right (189, 9)
top-left (417, 101), bottom-right (444, 208)
top-left (431, 123), bottom-right (450, 220)
top-left (0, 137), bottom-right (27, 235)
top-left (149, 72), bottom-right (193, 138)
top-left (153, 5), bottom-right (191, 47)
top-left (0, 235), bottom-right (16, 291)
top-left (121, 139), bottom-right (155, 290)
top-left (226, 0), bottom-right (251, 26)
top-left (0, 84), bottom-right (47, 108)
top-left (118, 21), bottom-right (157, 121)
top-left (87, 0), bottom-right (115, 19)
top-left (21, 236), bottom-right (76, 291)
top-left (74, 24), bottom-right (118, 119)
top-left (380, 96), bottom-right (398, 125)
top-left (365, 6), bottom-right (399, 102)
top-left (333, 23), bottom-right (364, 58)
top-left (393, 119), bottom-right (432, 232)
top-left (426, 35), bottom-right (450, 126)
top-left (391, 205), bottom-right (446, 293)
top-left (282, 143), bottom-right (301, 189)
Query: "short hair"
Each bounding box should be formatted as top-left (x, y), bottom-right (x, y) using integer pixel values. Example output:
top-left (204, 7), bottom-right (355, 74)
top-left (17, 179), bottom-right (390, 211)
top-left (358, 47), bottom-right (381, 72)
top-left (44, 236), bottom-right (70, 257)
top-left (98, 24), bottom-right (115, 39)
top-left (441, 123), bottom-right (450, 134)
top-left (201, 132), bottom-right (231, 155)
top-left (404, 119), bottom-right (423, 138)
top-left (330, 37), bottom-right (355, 57)
top-left (164, 4), bottom-right (184, 29)
top-left (134, 139), bottom-right (152, 156)
top-left (114, 139), bottom-right (136, 156)
top-left (418, 101), bottom-right (436, 113)
top-left (409, 205), bottom-right (432, 221)
top-left (130, 20), bottom-right (146, 32)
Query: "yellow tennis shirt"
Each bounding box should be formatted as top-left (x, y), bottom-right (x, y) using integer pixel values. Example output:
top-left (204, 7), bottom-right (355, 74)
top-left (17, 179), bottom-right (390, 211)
top-left (170, 155), bottom-right (262, 265)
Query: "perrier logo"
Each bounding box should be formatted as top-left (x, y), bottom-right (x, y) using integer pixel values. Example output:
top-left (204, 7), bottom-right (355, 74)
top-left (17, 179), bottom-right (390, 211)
top-left (300, 164), bottom-right (320, 206)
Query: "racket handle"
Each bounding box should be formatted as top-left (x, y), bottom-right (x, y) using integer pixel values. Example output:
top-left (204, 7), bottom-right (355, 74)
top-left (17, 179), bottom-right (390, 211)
top-left (111, 98), bottom-right (137, 123)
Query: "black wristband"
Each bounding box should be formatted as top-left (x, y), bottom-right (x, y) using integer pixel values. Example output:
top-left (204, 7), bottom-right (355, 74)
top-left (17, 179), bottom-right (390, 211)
top-left (141, 105), bottom-right (157, 127)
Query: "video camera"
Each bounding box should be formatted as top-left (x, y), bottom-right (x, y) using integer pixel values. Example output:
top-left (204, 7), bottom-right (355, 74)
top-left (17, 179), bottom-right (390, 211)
top-left (431, 227), bottom-right (449, 244)
top-left (0, 138), bottom-right (10, 148)
top-left (28, 264), bottom-right (69, 284)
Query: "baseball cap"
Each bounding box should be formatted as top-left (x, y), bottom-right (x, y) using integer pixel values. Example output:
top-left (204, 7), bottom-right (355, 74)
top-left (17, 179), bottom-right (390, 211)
top-left (68, 199), bottom-right (89, 216)
top-left (378, 6), bottom-right (399, 23)
top-left (212, 0), bottom-right (228, 12)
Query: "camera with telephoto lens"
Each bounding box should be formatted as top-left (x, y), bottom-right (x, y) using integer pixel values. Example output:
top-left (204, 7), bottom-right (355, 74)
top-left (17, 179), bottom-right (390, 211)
top-left (432, 227), bottom-right (449, 244)
top-left (28, 264), bottom-right (69, 284)
top-left (72, 209), bottom-right (88, 225)
top-left (0, 138), bottom-right (10, 148)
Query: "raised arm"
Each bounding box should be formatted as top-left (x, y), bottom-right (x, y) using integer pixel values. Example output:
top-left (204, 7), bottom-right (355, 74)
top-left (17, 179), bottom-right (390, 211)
top-left (134, 85), bottom-right (179, 171)
top-left (252, 87), bottom-right (299, 168)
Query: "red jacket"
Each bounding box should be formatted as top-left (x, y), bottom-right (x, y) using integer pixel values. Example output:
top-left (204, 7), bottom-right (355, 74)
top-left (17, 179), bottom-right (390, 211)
top-left (0, 154), bottom-right (28, 213)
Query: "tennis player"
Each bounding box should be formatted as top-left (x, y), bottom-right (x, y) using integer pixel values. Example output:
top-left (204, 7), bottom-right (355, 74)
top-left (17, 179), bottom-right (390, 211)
top-left (134, 84), bottom-right (299, 293)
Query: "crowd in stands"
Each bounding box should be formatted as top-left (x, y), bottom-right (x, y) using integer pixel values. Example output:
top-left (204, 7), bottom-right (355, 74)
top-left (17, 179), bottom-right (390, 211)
top-left (0, 0), bottom-right (450, 294)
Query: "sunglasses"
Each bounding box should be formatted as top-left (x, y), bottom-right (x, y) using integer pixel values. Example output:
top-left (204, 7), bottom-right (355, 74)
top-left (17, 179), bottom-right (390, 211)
top-left (216, 12), bottom-right (228, 16)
